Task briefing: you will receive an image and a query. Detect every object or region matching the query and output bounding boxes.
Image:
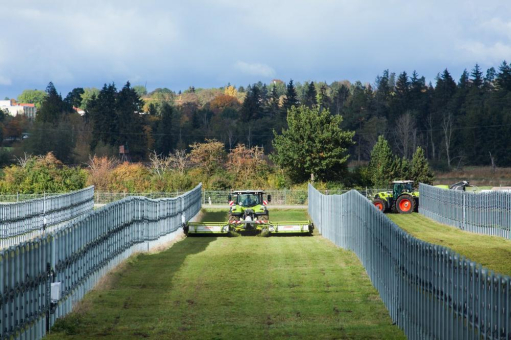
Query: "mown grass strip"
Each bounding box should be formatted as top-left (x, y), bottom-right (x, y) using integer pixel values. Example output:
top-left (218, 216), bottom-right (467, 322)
top-left (389, 213), bottom-right (511, 277)
top-left (46, 209), bottom-right (404, 339)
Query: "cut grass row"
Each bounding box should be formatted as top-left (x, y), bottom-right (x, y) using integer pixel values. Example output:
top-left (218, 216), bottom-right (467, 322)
top-left (46, 209), bottom-right (404, 339)
top-left (389, 213), bottom-right (511, 277)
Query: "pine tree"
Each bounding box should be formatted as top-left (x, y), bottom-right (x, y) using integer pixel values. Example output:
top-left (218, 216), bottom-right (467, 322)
top-left (484, 67), bottom-right (496, 90)
top-left (36, 82), bottom-right (68, 124)
top-left (316, 84), bottom-right (330, 111)
top-left (148, 103), bottom-right (158, 116)
top-left (458, 70), bottom-right (470, 90)
top-left (116, 81), bottom-right (148, 160)
top-left (303, 81), bottom-right (317, 108)
top-left (368, 135), bottom-right (394, 188)
top-left (330, 84), bottom-right (349, 116)
top-left (388, 156), bottom-right (406, 181)
top-left (281, 80), bottom-right (299, 118)
top-left (410, 146), bottom-right (434, 186)
top-left (240, 85), bottom-right (263, 122)
top-left (155, 103), bottom-right (173, 155)
top-left (267, 85), bottom-right (280, 118)
top-left (374, 70), bottom-right (391, 119)
top-left (89, 83), bottom-right (118, 150)
top-left (496, 61), bottom-right (511, 91)
top-left (390, 71), bottom-right (410, 120)
top-left (471, 64), bottom-right (483, 88)
top-left (395, 72), bottom-right (410, 99)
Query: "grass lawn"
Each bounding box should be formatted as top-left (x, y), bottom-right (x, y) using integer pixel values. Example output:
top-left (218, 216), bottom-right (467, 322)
top-left (46, 209), bottom-right (404, 339)
top-left (389, 213), bottom-right (511, 277)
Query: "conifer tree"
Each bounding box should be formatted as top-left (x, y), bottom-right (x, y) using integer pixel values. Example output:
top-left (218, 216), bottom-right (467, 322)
top-left (155, 103), bottom-right (173, 155)
top-left (36, 82), bottom-right (68, 124)
top-left (316, 84), bottom-right (330, 111)
top-left (458, 70), bottom-right (470, 90)
top-left (368, 135), bottom-right (394, 188)
top-left (304, 81), bottom-right (317, 108)
top-left (496, 61), bottom-right (511, 91)
top-left (281, 80), bottom-right (299, 118)
top-left (116, 82), bottom-right (148, 160)
top-left (240, 85), bottom-right (262, 122)
top-left (267, 85), bottom-right (280, 118)
top-left (484, 67), bottom-right (496, 90)
top-left (330, 84), bottom-right (349, 116)
top-left (410, 146), bottom-right (434, 186)
top-left (89, 83), bottom-right (118, 150)
top-left (471, 64), bottom-right (483, 88)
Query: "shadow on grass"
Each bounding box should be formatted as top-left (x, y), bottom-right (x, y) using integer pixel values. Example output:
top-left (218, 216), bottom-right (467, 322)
top-left (199, 210), bottom-right (228, 222)
top-left (49, 234), bottom-right (218, 338)
top-left (268, 233), bottom-right (314, 237)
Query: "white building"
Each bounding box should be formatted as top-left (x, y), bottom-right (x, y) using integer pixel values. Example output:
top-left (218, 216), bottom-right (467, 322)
top-left (0, 99), bottom-right (37, 119)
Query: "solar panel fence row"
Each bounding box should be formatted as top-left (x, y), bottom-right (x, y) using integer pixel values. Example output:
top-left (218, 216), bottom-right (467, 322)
top-left (0, 187), bottom-right (95, 247)
top-left (0, 193), bottom-right (61, 204)
top-left (308, 184), bottom-right (511, 340)
top-left (0, 184), bottom-right (201, 340)
top-left (419, 184), bottom-right (511, 238)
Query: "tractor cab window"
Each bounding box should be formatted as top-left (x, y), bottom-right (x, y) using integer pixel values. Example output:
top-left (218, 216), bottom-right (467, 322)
top-left (393, 182), bottom-right (412, 197)
top-left (404, 183), bottom-right (412, 192)
top-left (393, 184), bottom-right (403, 197)
top-left (237, 194), bottom-right (261, 207)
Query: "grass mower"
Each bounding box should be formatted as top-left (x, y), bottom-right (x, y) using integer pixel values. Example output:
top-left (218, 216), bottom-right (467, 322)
top-left (185, 190), bottom-right (313, 235)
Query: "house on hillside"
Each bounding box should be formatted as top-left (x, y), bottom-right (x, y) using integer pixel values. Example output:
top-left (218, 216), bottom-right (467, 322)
top-left (0, 99), bottom-right (37, 119)
top-left (73, 107), bottom-right (85, 116)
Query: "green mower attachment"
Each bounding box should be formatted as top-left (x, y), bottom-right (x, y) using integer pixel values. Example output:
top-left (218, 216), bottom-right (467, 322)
top-left (186, 222), bottom-right (230, 234)
top-left (186, 219), bottom-right (313, 235)
top-left (185, 189), bottom-right (313, 236)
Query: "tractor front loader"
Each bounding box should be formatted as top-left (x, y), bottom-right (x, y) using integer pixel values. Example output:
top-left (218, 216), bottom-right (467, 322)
top-left (185, 190), bottom-right (313, 235)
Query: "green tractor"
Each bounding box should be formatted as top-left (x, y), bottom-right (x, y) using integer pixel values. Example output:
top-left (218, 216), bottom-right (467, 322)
top-left (372, 180), bottom-right (419, 214)
top-left (227, 190), bottom-right (271, 232)
top-left (186, 190), bottom-right (313, 235)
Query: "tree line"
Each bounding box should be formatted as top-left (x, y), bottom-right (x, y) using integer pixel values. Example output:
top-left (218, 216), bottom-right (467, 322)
top-left (3, 61), bottom-right (511, 170)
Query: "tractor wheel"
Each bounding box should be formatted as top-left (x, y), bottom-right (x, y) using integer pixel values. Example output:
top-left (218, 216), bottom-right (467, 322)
top-left (396, 195), bottom-right (415, 214)
top-left (373, 198), bottom-right (387, 212)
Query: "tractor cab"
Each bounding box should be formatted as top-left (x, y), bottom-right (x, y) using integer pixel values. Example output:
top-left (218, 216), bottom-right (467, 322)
top-left (392, 180), bottom-right (414, 197)
top-left (228, 190), bottom-right (271, 208)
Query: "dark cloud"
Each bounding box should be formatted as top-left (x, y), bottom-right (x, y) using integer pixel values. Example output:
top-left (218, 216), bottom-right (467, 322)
top-left (1, 0), bottom-right (511, 98)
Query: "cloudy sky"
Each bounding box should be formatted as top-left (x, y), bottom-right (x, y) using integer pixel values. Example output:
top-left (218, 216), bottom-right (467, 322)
top-left (1, 0), bottom-right (511, 98)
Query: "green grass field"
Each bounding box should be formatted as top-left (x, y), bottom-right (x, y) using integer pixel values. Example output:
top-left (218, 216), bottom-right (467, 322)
top-left (46, 209), bottom-right (404, 339)
top-left (389, 213), bottom-right (511, 277)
